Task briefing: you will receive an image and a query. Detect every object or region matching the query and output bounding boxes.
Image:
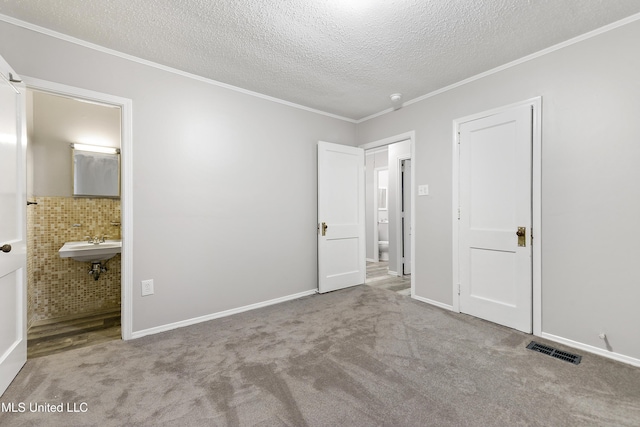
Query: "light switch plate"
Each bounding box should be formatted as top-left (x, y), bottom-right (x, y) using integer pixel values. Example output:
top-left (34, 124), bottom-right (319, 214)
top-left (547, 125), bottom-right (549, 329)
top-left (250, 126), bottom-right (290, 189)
top-left (141, 279), bottom-right (154, 296)
top-left (418, 185), bottom-right (429, 196)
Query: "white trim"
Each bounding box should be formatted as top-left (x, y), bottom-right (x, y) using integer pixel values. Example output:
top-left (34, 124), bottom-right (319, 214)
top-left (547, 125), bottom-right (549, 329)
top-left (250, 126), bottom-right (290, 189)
top-left (359, 131), bottom-right (415, 296)
top-left (357, 107), bottom-right (396, 123)
top-left (3, 11), bottom-right (638, 124)
top-left (410, 139), bottom-right (415, 296)
top-left (452, 97), bottom-right (542, 335)
top-left (359, 131), bottom-right (415, 151)
top-left (530, 98), bottom-right (542, 336)
top-left (541, 332), bottom-right (640, 368)
top-left (395, 155), bottom-right (411, 276)
top-left (131, 289), bottom-right (317, 339)
top-left (411, 295), bottom-right (454, 312)
top-left (452, 119), bottom-right (460, 313)
top-left (357, 13), bottom-right (640, 124)
top-left (388, 270), bottom-right (399, 277)
top-left (0, 14), bottom-right (356, 124)
top-left (365, 146), bottom-right (389, 155)
top-left (23, 76), bottom-right (135, 341)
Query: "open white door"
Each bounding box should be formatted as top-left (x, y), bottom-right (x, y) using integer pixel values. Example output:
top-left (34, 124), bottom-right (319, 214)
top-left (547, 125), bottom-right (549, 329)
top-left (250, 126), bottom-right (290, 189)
top-left (318, 141), bottom-right (365, 293)
top-left (0, 56), bottom-right (27, 396)
top-left (458, 105), bottom-right (532, 333)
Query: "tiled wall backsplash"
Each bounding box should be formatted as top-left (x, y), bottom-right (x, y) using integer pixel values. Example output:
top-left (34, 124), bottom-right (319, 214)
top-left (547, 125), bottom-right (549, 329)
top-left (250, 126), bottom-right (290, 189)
top-left (28, 196), bottom-right (121, 324)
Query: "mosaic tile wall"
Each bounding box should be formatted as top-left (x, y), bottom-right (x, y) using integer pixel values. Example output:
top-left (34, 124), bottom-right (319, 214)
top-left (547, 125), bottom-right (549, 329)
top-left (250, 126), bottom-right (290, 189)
top-left (28, 196), bottom-right (122, 323)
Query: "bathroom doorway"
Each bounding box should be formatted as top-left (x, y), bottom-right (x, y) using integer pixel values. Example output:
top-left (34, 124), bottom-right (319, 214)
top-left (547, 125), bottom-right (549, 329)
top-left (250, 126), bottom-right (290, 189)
top-left (364, 138), bottom-right (413, 296)
top-left (24, 81), bottom-right (131, 358)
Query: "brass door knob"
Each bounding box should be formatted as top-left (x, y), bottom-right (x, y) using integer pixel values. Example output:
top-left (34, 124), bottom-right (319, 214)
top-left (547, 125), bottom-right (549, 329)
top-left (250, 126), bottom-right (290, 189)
top-left (516, 227), bottom-right (526, 247)
top-left (1, 244), bottom-right (11, 253)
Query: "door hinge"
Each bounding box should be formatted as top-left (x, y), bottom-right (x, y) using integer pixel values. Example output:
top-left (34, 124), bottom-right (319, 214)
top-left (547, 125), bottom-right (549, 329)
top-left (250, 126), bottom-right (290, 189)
top-left (9, 73), bottom-right (22, 83)
top-left (457, 207), bottom-right (461, 220)
top-left (458, 283), bottom-right (461, 295)
top-left (457, 131), bottom-right (461, 144)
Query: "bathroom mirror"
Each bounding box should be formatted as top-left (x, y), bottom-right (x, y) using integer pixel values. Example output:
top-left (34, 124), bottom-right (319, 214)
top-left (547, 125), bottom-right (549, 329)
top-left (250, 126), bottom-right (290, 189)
top-left (377, 169), bottom-right (388, 210)
top-left (72, 145), bottom-right (120, 198)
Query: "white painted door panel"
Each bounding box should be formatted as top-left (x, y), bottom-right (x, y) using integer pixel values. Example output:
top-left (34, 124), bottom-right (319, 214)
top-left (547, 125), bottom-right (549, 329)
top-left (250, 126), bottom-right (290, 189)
top-left (318, 141), bottom-right (365, 293)
top-left (0, 55), bottom-right (27, 397)
top-left (459, 105), bottom-right (532, 333)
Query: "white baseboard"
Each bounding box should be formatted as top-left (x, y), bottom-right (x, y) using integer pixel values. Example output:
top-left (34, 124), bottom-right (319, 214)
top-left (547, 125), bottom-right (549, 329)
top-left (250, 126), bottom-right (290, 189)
top-left (540, 332), bottom-right (640, 368)
top-left (412, 294), bottom-right (454, 311)
top-left (388, 270), bottom-right (398, 276)
top-left (131, 289), bottom-right (317, 340)
top-left (366, 258), bottom-right (376, 262)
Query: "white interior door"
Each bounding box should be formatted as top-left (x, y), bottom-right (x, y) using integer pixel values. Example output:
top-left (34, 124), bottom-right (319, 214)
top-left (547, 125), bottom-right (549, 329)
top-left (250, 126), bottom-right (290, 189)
top-left (318, 141), bottom-right (365, 293)
top-left (459, 105), bottom-right (532, 333)
top-left (402, 160), bottom-right (411, 275)
top-left (0, 56), bottom-right (27, 396)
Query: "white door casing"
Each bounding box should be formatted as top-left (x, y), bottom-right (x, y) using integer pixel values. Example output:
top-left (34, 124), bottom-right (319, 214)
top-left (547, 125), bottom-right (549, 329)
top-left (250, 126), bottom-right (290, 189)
top-left (0, 56), bottom-right (27, 397)
top-left (318, 141), bottom-right (365, 293)
top-left (402, 159), bottom-right (412, 275)
top-left (23, 76), bottom-right (134, 341)
top-left (458, 104), bottom-right (533, 333)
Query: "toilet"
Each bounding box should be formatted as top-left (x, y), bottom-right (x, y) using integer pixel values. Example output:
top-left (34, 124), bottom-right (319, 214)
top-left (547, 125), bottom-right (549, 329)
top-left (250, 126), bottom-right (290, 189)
top-left (378, 240), bottom-right (389, 261)
top-left (378, 220), bottom-right (389, 261)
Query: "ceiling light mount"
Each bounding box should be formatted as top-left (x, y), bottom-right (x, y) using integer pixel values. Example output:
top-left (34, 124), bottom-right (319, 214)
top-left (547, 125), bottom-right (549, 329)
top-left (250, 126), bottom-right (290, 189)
top-left (390, 93), bottom-right (403, 110)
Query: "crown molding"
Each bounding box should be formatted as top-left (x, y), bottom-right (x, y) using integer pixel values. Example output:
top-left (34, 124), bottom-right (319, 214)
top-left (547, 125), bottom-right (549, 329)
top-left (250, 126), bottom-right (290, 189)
top-left (0, 13), bottom-right (357, 124)
top-left (357, 12), bottom-right (640, 124)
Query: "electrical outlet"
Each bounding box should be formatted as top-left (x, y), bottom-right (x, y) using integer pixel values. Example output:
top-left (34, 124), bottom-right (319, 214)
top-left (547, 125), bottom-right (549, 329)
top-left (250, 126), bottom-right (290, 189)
top-left (418, 184), bottom-right (429, 196)
top-left (141, 279), bottom-right (154, 296)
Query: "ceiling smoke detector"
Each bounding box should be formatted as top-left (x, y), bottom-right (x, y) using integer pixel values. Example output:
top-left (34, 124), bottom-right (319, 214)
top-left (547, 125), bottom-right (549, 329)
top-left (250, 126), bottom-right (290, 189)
top-left (390, 93), bottom-right (403, 110)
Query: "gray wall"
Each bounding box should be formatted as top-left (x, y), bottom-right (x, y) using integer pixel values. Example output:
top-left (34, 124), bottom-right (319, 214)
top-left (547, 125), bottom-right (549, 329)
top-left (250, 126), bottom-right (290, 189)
top-left (357, 20), bottom-right (640, 361)
top-left (0, 20), bottom-right (355, 332)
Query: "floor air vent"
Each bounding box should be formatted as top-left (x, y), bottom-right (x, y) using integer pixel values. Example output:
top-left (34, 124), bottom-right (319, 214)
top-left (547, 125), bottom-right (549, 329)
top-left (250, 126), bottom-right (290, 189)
top-left (526, 341), bottom-right (582, 365)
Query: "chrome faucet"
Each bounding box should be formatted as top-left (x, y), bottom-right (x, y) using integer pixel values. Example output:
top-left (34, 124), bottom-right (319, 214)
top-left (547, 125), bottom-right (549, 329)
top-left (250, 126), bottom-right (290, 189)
top-left (85, 235), bottom-right (107, 244)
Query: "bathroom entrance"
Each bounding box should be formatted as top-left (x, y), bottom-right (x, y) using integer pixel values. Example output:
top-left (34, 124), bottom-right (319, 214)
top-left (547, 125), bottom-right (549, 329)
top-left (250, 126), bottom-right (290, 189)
top-left (364, 139), bottom-right (412, 296)
top-left (25, 89), bottom-right (123, 358)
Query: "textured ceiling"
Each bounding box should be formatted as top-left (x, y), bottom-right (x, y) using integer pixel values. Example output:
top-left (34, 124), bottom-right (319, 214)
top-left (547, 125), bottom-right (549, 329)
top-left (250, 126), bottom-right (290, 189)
top-left (1, 0), bottom-right (640, 120)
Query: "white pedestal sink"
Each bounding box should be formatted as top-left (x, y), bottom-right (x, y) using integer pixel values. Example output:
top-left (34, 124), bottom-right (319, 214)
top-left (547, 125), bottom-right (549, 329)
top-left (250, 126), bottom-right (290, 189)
top-left (58, 240), bottom-right (122, 262)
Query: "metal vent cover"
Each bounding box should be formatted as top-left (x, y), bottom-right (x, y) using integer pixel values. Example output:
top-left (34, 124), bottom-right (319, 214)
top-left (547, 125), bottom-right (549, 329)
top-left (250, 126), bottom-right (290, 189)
top-left (526, 341), bottom-right (582, 365)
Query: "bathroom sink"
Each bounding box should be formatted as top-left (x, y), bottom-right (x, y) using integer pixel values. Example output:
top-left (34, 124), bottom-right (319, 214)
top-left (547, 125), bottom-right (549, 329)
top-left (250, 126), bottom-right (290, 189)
top-left (59, 240), bottom-right (122, 262)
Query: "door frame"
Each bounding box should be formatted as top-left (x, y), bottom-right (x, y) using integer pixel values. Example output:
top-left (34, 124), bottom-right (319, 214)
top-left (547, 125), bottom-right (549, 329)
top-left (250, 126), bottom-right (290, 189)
top-left (23, 76), bottom-right (134, 340)
top-left (395, 155), bottom-right (411, 276)
top-left (360, 131), bottom-right (415, 296)
top-left (401, 159), bottom-right (411, 275)
top-left (452, 97), bottom-right (542, 335)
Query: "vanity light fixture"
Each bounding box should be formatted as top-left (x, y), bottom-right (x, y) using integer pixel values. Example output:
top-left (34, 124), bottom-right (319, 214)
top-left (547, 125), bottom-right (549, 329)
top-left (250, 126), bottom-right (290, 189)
top-left (71, 142), bottom-right (120, 154)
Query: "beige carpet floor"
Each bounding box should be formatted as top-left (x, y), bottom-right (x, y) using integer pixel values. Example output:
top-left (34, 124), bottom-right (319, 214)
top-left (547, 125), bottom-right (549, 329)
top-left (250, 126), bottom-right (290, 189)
top-left (1, 285), bottom-right (639, 426)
